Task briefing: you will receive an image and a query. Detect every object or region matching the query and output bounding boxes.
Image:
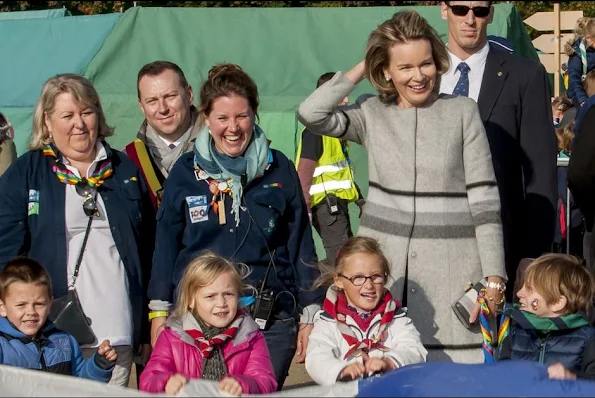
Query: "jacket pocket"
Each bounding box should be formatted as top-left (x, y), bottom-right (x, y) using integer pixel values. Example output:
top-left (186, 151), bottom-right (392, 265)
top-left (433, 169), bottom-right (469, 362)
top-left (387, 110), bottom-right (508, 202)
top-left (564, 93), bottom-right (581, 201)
top-left (250, 190), bottom-right (287, 240)
top-left (120, 181), bottom-right (143, 225)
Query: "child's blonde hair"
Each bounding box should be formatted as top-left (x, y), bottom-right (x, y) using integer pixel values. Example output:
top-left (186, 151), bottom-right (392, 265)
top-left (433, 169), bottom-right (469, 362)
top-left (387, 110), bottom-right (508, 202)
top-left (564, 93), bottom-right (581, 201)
top-left (174, 251), bottom-right (244, 318)
top-left (584, 70), bottom-right (595, 97)
top-left (556, 121), bottom-right (575, 153)
top-left (565, 17), bottom-right (595, 55)
top-left (523, 254), bottom-right (595, 315)
top-left (313, 236), bottom-right (391, 289)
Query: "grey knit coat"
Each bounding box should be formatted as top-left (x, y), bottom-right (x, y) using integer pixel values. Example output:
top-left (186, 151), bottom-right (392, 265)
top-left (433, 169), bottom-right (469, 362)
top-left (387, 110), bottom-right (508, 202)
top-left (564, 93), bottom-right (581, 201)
top-left (298, 72), bottom-right (507, 362)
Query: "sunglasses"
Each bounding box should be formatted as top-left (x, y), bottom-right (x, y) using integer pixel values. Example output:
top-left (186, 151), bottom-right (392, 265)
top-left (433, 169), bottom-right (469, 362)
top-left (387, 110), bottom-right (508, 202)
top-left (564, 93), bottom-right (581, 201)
top-left (447, 4), bottom-right (491, 18)
top-left (75, 179), bottom-right (99, 217)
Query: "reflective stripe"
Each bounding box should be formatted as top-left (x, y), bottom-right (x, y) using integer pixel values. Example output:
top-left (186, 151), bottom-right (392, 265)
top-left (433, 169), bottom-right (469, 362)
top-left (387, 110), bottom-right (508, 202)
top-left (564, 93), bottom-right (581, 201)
top-left (312, 159), bottom-right (349, 177)
top-left (309, 179), bottom-right (353, 195)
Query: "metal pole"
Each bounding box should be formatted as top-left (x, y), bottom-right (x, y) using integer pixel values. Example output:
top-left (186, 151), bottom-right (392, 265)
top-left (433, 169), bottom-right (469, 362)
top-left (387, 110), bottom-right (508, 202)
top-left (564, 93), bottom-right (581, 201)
top-left (554, 2), bottom-right (561, 96)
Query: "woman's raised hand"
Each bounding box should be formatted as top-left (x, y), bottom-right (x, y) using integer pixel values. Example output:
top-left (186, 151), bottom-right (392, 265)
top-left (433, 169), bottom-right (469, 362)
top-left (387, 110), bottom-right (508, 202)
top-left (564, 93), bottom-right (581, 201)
top-left (345, 60), bottom-right (367, 85)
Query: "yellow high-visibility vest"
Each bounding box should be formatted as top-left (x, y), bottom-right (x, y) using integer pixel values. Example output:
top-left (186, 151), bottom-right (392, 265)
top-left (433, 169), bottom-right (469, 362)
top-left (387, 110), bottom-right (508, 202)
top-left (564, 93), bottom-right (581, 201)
top-left (295, 128), bottom-right (359, 207)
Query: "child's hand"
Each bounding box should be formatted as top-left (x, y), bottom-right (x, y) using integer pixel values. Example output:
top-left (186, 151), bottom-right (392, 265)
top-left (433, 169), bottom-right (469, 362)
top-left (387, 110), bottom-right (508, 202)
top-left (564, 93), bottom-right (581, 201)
top-left (548, 363), bottom-right (577, 380)
top-left (339, 362), bottom-right (365, 381)
top-left (165, 374), bottom-right (188, 395)
top-left (362, 352), bottom-right (394, 374)
top-left (97, 340), bottom-right (117, 362)
top-left (218, 377), bottom-right (242, 396)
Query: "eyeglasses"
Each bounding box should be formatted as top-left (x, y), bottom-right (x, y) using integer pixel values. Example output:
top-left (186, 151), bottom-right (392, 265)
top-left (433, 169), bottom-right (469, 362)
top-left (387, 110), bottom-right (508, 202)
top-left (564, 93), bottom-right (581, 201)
top-left (75, 179), bottom-right (99, 217)
top-left (339, 273), bottom-right (386, 286)
top-left (447, 4), bottom-right (491, 18)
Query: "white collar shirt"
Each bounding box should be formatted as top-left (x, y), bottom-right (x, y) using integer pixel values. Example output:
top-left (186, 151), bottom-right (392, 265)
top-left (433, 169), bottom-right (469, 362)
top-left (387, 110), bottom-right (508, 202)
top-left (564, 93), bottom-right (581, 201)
top-left (440, 41), bottom-right (490, 103)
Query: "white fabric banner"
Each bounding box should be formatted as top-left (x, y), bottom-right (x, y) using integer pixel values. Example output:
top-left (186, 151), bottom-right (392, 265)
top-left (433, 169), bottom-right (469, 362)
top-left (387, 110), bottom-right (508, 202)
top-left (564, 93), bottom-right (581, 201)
top-left (0, 364), bottom-right (358, 397)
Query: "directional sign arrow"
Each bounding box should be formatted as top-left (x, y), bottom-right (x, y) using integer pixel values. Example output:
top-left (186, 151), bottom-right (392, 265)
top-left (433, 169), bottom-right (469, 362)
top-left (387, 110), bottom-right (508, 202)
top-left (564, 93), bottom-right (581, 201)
top-left (533, 33), bottom-right (576, 54)
top-left (524, 11), bottom-right (583, 32)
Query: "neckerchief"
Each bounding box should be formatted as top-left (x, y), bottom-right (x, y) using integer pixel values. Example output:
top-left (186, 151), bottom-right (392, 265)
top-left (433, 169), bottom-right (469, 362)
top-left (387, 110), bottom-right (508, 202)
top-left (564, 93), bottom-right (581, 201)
top-left (193, 124), bottom-right (270, 226)
top-left (42, 144), bottom-right (112, 188)
top-left (503, 304), bottom-right (590, 331)
top-left (185, 314), bottom-right (242, 359)
top-left (323, 286), bottom-right (399, 359)
top-left (580, 39), bottom-right (588, 79)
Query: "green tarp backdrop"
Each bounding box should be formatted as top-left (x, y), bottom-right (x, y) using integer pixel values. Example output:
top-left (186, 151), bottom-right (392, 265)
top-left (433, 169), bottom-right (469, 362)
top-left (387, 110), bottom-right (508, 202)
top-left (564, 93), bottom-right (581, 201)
top-left (0, 4), bottom-right (537, 259)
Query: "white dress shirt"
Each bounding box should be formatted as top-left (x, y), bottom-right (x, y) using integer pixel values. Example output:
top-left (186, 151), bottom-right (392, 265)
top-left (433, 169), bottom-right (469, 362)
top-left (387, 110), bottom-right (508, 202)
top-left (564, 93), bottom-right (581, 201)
top-left (158, 134), bottom-right (182, 148)
top-left (440, 41), bottom-right (490, 103)
top-left (64, 142), bottom-right (133, 348)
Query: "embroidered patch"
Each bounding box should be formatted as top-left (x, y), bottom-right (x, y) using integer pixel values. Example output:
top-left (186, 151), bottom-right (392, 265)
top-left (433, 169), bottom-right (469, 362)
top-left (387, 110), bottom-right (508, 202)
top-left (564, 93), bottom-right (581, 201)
top-left (264, 217), bottom-right (276, 234)
top-left (28, 189), bottom-right (40, 202)
top-left (27, 190), bottom-right (40, 216)
top-left (28, 202), bottom-right (39, 216)
top-left (186, 196), bottom-right (209, 223)
top-left (263, 183), bottom-right (282, 189)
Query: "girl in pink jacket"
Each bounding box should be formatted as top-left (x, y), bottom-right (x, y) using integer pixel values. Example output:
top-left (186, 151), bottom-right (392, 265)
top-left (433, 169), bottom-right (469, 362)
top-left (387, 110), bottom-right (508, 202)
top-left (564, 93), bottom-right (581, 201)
top-left (139, 252), bottom-right (277, 395)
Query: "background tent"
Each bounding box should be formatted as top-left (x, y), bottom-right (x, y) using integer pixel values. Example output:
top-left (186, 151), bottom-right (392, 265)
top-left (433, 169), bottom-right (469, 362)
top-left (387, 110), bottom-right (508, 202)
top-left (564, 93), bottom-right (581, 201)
top-left (0, 4), bottom-right (536, 259)
top-left (0, 12), bottom-right (121, 153)
top-left (0, 8), bottom-right (71, 20)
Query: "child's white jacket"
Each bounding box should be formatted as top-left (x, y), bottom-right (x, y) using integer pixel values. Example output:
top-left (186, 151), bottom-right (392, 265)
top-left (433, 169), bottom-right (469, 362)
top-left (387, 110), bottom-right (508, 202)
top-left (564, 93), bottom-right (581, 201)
top-left (305, 307), bottom-right (427, 386)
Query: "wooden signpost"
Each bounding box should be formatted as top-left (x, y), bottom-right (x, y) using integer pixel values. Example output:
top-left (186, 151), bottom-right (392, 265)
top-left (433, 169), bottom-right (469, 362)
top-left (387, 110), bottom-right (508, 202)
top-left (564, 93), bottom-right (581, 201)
top-left (524, 7), bottom-right (583, 96)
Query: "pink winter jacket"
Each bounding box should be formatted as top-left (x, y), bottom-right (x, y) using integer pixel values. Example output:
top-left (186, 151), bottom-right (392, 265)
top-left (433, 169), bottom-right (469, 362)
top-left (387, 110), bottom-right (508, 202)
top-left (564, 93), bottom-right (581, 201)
top-left (139, 313), bottom-right (277, 394)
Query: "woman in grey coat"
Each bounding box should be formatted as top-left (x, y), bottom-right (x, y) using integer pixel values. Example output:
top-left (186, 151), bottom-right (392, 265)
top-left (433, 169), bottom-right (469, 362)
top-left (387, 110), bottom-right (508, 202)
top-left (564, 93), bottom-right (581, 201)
top-left (297, 10), bottom-right (507, 363)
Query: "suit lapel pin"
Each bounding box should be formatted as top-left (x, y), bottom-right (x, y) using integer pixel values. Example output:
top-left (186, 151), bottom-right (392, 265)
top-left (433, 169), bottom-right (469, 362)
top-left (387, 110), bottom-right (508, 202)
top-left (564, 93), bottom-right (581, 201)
top-left (497, 71), bottom-right (503, 77)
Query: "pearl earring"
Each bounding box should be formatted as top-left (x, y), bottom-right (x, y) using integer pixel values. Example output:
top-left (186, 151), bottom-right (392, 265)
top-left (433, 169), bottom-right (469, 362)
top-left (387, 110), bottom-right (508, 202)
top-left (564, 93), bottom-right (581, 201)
top-left (385, 75), bottom-right (391, 82)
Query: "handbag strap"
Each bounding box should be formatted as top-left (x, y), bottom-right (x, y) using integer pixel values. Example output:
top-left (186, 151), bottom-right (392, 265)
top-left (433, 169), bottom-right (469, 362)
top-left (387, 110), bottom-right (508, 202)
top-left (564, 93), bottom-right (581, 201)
top-left (69, 205), bottom-right (95, 289)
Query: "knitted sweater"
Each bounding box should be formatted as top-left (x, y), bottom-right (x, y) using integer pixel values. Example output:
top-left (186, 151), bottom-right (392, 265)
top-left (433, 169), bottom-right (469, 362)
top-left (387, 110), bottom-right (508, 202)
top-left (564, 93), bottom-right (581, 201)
top-left (298, 72), bottom-right (506, 353)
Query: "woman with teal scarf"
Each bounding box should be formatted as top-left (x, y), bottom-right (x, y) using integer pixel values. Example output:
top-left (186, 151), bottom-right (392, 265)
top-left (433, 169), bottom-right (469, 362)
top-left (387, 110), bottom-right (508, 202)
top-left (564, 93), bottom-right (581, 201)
top-left (498, 254), bottom-right (595, 380)
top-left (147, 63), bottom-right (323, 390)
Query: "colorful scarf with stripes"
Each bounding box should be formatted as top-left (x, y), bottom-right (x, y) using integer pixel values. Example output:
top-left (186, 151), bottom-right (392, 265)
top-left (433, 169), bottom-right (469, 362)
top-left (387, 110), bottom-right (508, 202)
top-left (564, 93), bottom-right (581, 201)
top-left (43, 144), bottom-right (113, 187)
top-left (496, 304), bottom-right (590, 359)
top-left (322, 286), bottom-right (398, 360)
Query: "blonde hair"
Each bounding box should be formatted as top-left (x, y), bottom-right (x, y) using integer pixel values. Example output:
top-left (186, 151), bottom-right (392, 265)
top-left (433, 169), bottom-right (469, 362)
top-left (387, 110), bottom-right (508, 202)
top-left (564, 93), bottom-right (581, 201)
top-left (365, 10), bottom-right (449, 104)
top-left (174, 251), bottom-right (245, 318)
top-left (313, 236), bottom-right (391, 289)
top-left (523, 254), bottom-right (595, 315)
top-left (584, 70), bottom-right (595, 97)
top-left (30, 74), bottom-right (113, 150)
top-left (556, 121), bottom-right (574, 153)
top-left (565, 17), bottom-right (595, 55)
top-left (552, 95), bottom-right (573, 114)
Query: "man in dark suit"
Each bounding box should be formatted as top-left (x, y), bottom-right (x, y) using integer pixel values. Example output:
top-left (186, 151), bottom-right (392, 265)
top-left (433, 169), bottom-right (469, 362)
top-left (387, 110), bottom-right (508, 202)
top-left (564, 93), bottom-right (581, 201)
top-left (440, 1), bottom-right (557, 299)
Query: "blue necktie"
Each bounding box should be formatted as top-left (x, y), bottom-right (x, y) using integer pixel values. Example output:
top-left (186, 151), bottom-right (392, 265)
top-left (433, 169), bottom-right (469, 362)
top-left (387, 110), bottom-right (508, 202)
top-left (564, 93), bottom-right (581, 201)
top-left (452, 62), bottom-right (470, 97)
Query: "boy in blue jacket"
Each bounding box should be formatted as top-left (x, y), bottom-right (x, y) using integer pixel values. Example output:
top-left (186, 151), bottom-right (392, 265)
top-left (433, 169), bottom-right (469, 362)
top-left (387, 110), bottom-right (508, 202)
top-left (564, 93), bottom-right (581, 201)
top-left (0, 257), bottom-right (117, 380)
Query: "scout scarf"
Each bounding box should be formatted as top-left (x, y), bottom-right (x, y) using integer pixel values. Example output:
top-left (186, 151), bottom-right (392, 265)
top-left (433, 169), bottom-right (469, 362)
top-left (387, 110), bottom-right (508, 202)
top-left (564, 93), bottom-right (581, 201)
top-left (503, 304), bottom-right (590, 332)
top-left (185, 313), bottom-right (243, 381)
top-left (42, 144), bottom-right (112, 187)
top-left (322, 286), bottom-right (398, 360)
top-left (144, 111), bottom-right (196, 177)
top-left (193, 124), bottom-right (269, 227)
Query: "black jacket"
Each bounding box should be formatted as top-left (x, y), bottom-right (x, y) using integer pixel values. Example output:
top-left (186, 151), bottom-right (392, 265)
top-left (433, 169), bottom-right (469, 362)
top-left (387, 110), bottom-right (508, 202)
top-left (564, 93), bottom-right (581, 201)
top-left (478, 47), bottom-right (557, 294)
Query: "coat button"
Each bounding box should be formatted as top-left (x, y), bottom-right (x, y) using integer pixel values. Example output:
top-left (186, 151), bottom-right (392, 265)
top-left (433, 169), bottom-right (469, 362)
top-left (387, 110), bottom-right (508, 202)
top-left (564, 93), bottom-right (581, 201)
top-left (411, 288), bottom-right (416, 293)
top-left (112, 226), bottom-right (117, 231)
top-left (229, 228), bottom-right (234, 233)
top-left (411, 252), bottom-right (417, 258)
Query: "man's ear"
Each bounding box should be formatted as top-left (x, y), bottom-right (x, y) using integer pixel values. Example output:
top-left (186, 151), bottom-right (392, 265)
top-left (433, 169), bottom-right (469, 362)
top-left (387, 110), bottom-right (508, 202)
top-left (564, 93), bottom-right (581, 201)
top-left (551, 295), bottom-right (568, 314)
top-left (187, 86), bottom-right (194, 105)
top-left (487, 5), bottom-right (494, 24)
top-left (440, 2), bottom-right (449, 20)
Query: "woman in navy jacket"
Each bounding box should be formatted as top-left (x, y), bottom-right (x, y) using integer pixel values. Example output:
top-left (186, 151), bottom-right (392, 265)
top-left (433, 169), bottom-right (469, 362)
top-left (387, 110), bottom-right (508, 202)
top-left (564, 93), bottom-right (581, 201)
top-left (0, 74), bottom-right (155, 387)
top-left (148, 64), bottom-right (323, 390)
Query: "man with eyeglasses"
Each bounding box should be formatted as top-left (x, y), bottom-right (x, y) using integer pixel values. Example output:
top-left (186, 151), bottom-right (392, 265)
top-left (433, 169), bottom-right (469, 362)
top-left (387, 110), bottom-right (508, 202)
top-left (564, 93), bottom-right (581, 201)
top-left (440, 1), bottom-right (557, 300)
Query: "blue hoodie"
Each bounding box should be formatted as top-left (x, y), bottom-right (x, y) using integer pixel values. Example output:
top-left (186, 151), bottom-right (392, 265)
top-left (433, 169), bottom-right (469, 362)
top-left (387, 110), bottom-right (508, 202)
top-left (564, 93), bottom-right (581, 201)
top-left (0, 317), bottom-right (114, 381)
